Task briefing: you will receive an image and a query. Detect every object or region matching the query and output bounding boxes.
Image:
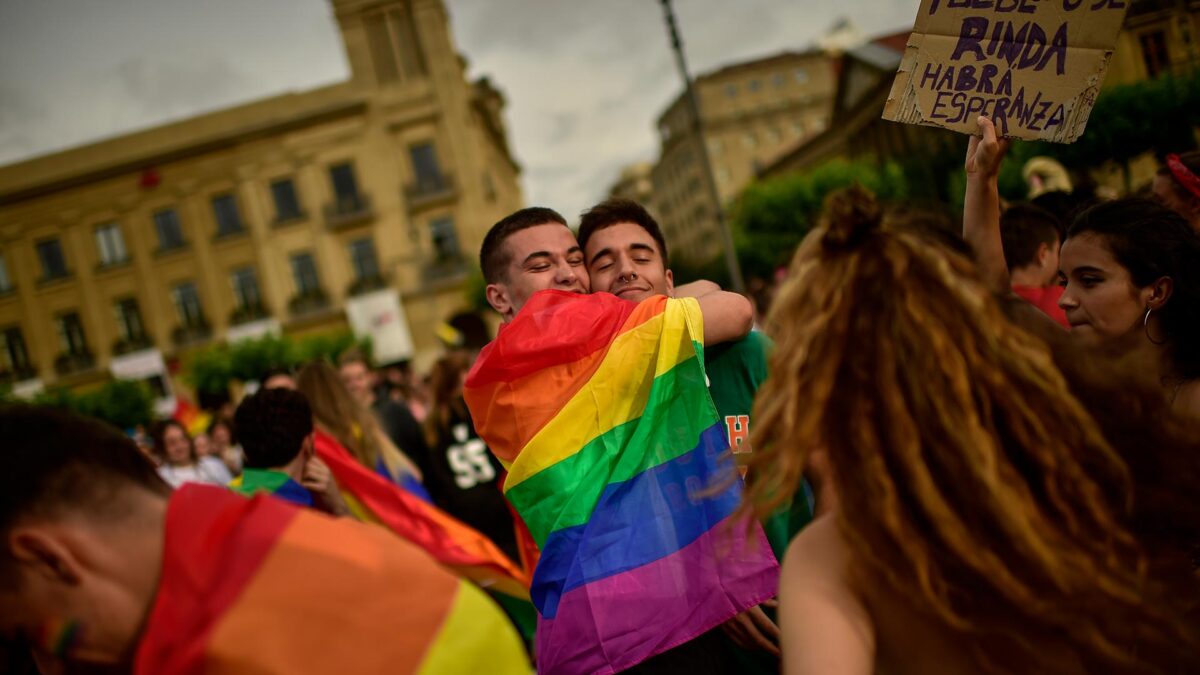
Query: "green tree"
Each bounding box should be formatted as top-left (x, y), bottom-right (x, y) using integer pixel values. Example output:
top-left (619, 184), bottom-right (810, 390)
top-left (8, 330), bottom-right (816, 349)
top-left (730, 158), bottom-right (910, 278)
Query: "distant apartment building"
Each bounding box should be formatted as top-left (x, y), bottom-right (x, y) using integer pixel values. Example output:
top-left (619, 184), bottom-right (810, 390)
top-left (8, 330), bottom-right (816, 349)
top-left (0, 0), bottom-right (522, 397)
top-left (1107, 0), bottom-right (1200, 85)
top-left (607, 162), bottom-right (655, 205)
top-left (650, 50), bottom-right (837, 266)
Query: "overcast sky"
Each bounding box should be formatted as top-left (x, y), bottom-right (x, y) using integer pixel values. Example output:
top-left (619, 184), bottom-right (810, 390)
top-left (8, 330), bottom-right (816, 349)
top-left (0, 0), bottom-right (919, 222)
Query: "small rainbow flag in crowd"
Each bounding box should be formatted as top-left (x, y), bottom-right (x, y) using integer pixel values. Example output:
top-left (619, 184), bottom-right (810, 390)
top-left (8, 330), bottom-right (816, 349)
top-left (171, 396), bottom-right (211, 437)
top-left (135, 484), bottom-right (530, 674)
top-left (465, 290), bottom-right (779, 674)
top-left (313, 430), bottom-right (536, 637)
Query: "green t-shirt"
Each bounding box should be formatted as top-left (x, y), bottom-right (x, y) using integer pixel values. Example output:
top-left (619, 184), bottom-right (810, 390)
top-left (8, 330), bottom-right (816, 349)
top-left (705, 331), bottom-right (812, 671)
top-left (704, 331), bottom-right (813, 560)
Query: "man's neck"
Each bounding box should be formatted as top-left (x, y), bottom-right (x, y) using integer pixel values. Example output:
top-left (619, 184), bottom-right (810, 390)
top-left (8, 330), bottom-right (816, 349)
top-left (1010, 265), bottom-right (1048, 288)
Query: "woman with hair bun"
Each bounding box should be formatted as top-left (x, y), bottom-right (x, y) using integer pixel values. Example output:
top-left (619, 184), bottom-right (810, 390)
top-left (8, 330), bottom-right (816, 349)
top-left (746, 184), bottom-right (1200, 674)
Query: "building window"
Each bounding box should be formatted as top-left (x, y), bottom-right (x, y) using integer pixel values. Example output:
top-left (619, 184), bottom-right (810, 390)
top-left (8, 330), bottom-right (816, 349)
top-left (329, 162), bottom-right (364, 212)
top-left (409, 142), bottom-right (446, 192)
top-left (271, 178), bottom-right (303, 222)
top-left (211, 193), bottom-right (244, 237)
top-left (154, 208), bottom-right (187, 251)
top-left (0, 254), bottom-right (11, 293)
top-left (430, 217), bottom-right (461, 261)
top-left (56, 312), bottom-right (88, 356)
top-left (794, 68), bottom-right (809, 84)
top-left (95, 222), bottom-right (128, 267)
top-left (742, 131), bottom-right (758, 149)
top-left (725, 83), bottom-right (738, 98)
top-left (748, 79), bottom-right (762, 92)
top-left (1140, 30), bottom-right (1170, 78)
top-left (364, 6), bottom-right (428, 85)
top-left (349, 238), bottom-right (380, 282)
top-left (773, 72), bottom-right (786, 87)
top-left (0, 326), bottom-right (31, 376)
top-left (290, 252), bottom-right (321, 295)
top-left (172, 282), bottom-right (205, 328)
top-left (36, 239), bottom-right (69, 281)
top-left (231, 267), bottom-right (262, 312)
top-left (113, 298), bottom-right (146, 343)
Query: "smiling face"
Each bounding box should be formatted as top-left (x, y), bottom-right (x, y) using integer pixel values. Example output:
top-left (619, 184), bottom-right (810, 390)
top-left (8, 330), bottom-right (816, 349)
top-left (161, 424), bottom-right (193, 467)
top-left (1057, 232), bottom-right (1153, 347)
top-left (584, 222), bottom-right (673, 303)
top-left (486, 223), bottom-right (589, 320)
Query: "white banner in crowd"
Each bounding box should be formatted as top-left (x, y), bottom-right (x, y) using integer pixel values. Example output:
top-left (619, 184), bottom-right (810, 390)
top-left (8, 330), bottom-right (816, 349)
top-left (225, 318), bottom-right (281, 344)
top-left (110, 348), bottom-right (176, 417)
top-left (344, 288), bottom-right (415, 364)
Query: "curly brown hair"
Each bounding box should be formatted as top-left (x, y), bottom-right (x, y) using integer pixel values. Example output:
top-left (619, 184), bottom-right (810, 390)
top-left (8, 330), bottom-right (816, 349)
top-left (745, 185), bottom-right (1199, 672)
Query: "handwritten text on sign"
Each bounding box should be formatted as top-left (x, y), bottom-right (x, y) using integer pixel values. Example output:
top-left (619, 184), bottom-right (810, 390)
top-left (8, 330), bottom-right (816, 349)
top-left (883, 0), bottom-right (1131, 142)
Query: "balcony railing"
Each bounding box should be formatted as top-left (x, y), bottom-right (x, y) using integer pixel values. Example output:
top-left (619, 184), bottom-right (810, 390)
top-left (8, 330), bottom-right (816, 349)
top-left (172, 320), bottom-right (213, 348)
top-left (0, 364), bottom-right (39, 385)
top-left (112, 334), bottom-right (154, 356)
top-left (423, 254), bottom-right (467, 283)
top-left (404, 173), bottom-right (457, 211)
top-left (347, 274), bottom-right (388, 297)
top-left (287, 289), bottom-right (331, 316)
top-left (230, 302), bottom-right (270, 325)
top-left (53, 351), bottom-right (95, 376)
top-left (323, 193), bottom-right (374, 229)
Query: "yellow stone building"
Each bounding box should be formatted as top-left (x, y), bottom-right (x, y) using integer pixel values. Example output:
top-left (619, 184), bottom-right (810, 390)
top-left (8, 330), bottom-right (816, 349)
top-left (0, 0), bottom-right (522, 398)
top-left (1107, 0), bottom-right (1200, 86)
top-left (650, 50), bottom-right (837, 266)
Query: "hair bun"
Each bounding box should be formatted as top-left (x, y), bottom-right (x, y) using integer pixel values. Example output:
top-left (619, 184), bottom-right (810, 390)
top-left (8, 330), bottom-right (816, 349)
top-left (820, 185), bottom-right (883, 252)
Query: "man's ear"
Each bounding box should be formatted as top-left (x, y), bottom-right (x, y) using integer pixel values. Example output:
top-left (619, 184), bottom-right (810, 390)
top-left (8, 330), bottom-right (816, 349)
top-left (1035, 242), bottom-right (1052, 268)
top-left (9, 527), bottom-right (83, 585)
top-left (485, 283), bottom-right (513, 319)
top-left (303, 433), bottom-right (315, 460)
top-left (1145, 276), bottom-right (1174, 311)
top-left (664, 269), bottom-right (675, 296)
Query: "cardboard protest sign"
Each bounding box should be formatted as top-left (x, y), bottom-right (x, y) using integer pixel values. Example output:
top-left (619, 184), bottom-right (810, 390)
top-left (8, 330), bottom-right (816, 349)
top-left (883, 0), bottom-right (1131, 142)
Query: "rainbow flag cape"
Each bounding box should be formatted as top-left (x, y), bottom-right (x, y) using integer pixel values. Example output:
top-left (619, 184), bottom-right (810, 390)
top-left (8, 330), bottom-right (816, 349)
top-left (465, 290), bottom-right (779, 674)
top-left (134, 484), bottom-right (530, 674)
top-left (313, 429), bottom-right (537, 640)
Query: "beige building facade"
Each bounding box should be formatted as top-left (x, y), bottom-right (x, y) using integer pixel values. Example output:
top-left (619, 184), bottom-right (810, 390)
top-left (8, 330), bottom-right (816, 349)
top-left (651, 50), bottom-right (837, 266)
top-left (0, 0), bottom-right (522, 396)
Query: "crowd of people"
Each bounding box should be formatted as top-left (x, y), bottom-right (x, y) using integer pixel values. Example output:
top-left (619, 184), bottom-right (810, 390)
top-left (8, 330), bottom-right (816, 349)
top-left (2, 113), bottom-right (1200, 673)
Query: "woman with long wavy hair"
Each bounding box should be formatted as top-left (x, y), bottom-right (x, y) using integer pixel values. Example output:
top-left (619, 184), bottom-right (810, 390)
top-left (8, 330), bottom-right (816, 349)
top-left (745, 185), bottom-right (1200, 674)
top-left (296, 360), bottom-right (425, 493)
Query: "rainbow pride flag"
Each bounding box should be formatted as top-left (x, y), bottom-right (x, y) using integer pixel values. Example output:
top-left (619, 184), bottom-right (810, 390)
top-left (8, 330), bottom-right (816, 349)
top-left (135, 484), bottom-right (531, 674)
top-left (465, 290), bottom-right (779, 674)
top-left (313, 429), bottom-right (531, 597)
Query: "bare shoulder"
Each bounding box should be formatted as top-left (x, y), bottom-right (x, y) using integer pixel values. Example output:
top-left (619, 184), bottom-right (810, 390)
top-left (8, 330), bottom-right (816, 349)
top-left (1173, 380), bottom-right (1200, 420)
top-left (779, 514), bottom-right (874, 675)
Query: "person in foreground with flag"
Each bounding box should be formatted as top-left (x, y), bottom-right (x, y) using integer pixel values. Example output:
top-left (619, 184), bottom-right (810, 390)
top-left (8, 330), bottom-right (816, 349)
top-left (230, 387), bottom-right (349, 516)
top-left (465, 207), bottom-right (780, 674)
top-left (0, 405), bottom-right (532, 674)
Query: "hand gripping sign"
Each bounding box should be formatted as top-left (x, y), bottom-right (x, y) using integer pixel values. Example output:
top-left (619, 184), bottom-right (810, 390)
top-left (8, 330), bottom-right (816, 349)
top-left (883, 0), bottom-right (1132, 142)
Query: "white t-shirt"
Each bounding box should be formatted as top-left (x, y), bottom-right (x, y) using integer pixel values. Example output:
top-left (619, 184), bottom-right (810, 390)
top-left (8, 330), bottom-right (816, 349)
top-left (158, 458), bottom-right (230, 489)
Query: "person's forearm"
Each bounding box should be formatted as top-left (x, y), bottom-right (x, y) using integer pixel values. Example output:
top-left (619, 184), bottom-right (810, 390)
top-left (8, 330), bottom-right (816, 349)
top-left (963, 175), bottom-right (1010, 293)
top-left (674, 280), bottom-right (721, 298)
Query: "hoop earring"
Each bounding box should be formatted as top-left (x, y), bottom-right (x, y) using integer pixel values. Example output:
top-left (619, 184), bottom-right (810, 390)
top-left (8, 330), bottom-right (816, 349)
top-left (1144, 306), bottom-right (1168, 346)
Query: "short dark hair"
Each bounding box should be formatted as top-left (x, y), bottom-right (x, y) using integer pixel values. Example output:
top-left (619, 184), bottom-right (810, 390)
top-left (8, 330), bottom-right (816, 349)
top-left (479, 207), bottom-right (568, 284)
top-left (1001, 204), bottom-right (1061, 270)
top-left (0, 406), bottom-right (168, 586)
top-left (234, 388), bottom-right (314, 470)
top-left (578, 199), bottom-right (669, 265)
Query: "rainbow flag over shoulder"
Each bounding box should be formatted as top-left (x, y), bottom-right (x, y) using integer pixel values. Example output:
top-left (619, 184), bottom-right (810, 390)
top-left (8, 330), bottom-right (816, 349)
top-left (465, 290), bottom-right (779, 674)
top-left (313, 429), bottom-right (537, 642)
top-left (135, 484), bottom-right (530, 674)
